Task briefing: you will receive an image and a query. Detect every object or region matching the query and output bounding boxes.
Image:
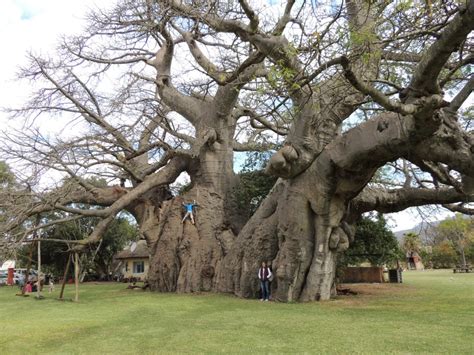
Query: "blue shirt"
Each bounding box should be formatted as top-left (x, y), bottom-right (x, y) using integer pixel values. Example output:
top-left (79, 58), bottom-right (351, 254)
top-left (184, 203), bottom-right (195, 212)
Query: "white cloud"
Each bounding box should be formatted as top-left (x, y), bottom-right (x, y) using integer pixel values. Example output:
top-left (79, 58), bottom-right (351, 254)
top-left (0, 0), bottom-right (117, 186)
top-left (0, 0), bottom-right (115, 113)
top-left (387, 207), bottom-right (455, 232)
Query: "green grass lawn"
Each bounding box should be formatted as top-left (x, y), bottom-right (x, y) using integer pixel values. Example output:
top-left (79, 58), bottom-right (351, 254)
top-left (0, 270), bottom-right (472, 354)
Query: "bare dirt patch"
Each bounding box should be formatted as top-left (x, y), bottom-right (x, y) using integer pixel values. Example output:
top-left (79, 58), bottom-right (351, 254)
top-left (339, 283), bottom-right (408, 296)
top-left (329, 283), bottom-right (416, 307)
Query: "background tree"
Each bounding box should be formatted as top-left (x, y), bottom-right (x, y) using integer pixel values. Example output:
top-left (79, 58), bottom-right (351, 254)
top-left (434, 214), bottom-right (473, 267)
top-left (430, 240), bottom-right (458, 268)
top-left (233, 152), bottom-right (278, 219)
top-left (0, 161), bottom-right (15, 189)
top-left (338, 214), bottom-right (402, 268)
top-left (402, 232), bottom-right (422, 256)
top-left (18, 215), bottom-right (137, 279)
top-left (1, 0), bottom-right (473, 301)
top-left (92, 217), bottom-right (138, 279)
top-left (0, 161), bottom-right (23, 261)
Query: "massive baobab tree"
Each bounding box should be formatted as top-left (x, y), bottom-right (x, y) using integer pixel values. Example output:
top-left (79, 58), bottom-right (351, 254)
top-left (1, 0), bottom-right (473, 301)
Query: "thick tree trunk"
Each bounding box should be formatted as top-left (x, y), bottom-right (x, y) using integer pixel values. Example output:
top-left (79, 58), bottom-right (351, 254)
top-left (145, 187), bottom-right (237, 292)
top-left (217, 169), bottom-right (351, 302)
top-left (133, 124), bottom-right (243, 293)
top-left (134, 144), bottom-right (353, 302)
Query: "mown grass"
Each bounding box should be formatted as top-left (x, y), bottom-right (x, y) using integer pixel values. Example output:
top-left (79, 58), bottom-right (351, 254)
top-left (0, 270), bottom-right (472, 354)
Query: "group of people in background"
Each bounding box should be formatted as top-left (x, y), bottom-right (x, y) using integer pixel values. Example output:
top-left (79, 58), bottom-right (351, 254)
top-left (22, 277), bottom-right (54, 294)
top-left (23, 280), bottom-right (38, 293)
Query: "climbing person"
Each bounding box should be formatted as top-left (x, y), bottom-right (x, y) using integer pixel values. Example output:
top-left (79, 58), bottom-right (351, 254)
top-left (182, 200), bottom-right (198, 224)
top-left (258, 261), bottom-right (272, 301)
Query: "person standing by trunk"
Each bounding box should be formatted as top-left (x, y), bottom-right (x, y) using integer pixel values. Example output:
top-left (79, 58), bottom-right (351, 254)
top-left (258, 261), bottom-right (272, 301)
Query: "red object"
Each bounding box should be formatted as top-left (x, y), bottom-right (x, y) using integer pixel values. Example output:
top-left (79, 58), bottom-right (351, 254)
top-left (25, 283), bottom-right (32, 293)
top-left (7, 268), bottom-right (14, 286)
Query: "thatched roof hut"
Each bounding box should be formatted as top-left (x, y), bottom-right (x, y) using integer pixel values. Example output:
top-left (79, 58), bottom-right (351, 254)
top-left (115, 240), bottom-right (149, 259)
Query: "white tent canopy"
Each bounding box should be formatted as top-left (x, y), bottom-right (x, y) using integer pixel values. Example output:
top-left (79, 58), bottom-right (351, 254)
top-left (1, 260), bottom-right (15, 270)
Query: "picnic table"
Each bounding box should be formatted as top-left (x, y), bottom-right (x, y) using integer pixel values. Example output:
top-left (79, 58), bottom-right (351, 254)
top-left (453, 265), bottom-right (472, 273)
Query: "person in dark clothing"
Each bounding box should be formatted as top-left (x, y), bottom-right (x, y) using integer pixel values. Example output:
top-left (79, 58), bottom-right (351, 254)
top-left (257, 261), bottom-right (272, 301)
top-left (267, 261), bottom-right (273, 299)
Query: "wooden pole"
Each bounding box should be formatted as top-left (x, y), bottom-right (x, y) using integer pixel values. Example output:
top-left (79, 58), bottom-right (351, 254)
top-left (21, 241), bottom-right (35, 295)
top-left (36, 239), bottom-right (42, 298)
top-left (74, 252), bottom-right (80, 302)
top-left (59, 254), bottom-right (72, 300)
top-left (22, 215), bottom-right (41, 296)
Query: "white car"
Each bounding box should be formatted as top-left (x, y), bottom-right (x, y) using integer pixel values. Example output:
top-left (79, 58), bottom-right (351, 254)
top-left (0, 270), bottom-right (7, 285)
top-left (14, 269), bottom-right (38, 285)
top-left (0, 269), bottom-right (38, 285)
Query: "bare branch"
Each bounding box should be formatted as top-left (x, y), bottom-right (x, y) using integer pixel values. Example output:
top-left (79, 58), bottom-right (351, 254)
top-left (442, 203), bottom-right (474, 215)
top-left (353, 186), bottom-right (474, 214)
top-left (406, 1), bottom-right (474, 98)
top-left (341, 56), bottom-right (419, 115)
top-left (238, 0), bottom-right (259, 32)
top-left (273, 0), bottom-right (296, 35)
top-left (448, 76), bottom-right (474, 112)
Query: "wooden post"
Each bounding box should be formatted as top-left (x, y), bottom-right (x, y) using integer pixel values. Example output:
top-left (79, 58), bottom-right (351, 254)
top-left (23, 215), bottom-right (41, 296)
top-left (59, 254), bottom-right (72, 300)
top-left (36, 239), bottom-right (41, 298)
top-left (21, 241), bottom-right (35, 295)
top-left (74, 252), bottom-right (80, 302)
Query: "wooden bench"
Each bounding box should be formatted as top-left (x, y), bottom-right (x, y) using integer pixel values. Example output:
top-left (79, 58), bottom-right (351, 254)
top-left (453, 266), bottom-right (472, 273)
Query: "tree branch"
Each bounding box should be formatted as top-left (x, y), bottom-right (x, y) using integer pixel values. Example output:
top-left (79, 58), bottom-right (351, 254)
top-left (233, 141), bottom-right (277, 152)
top-left (273, 0), bottom-right (296, 35)
top-left (448, 76), bottom-right (474, 112)
top-left (405, 1), bottom-right (474, 98)
top-left (34, 58), bottom-right (133, 152)
top-left (442, 203), bottom-right (474, 215)
top-left (341, 56), bottom-right (418, 115)
top-left (174, 27), bottom-right (228, 84)
top-left (148, 28), bottom-right (204, 126)
top-left (238, 0), bottom-right (259, 32)
top-left (353, 186), bottom-right (474, 214)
